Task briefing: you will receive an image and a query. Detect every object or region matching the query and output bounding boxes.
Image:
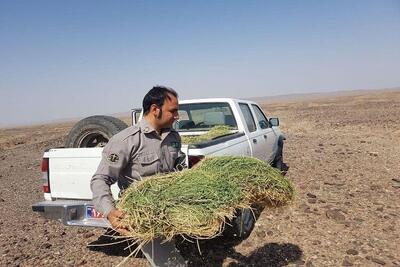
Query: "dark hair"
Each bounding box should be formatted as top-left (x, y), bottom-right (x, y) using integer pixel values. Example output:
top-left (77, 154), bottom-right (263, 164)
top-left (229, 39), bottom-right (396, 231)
top-left (142, 86), bottom-right (178, 115)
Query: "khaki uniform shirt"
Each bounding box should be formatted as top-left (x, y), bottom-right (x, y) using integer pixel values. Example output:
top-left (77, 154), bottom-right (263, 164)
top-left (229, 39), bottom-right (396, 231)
top-left (90, 118), bottom-right (184, 217)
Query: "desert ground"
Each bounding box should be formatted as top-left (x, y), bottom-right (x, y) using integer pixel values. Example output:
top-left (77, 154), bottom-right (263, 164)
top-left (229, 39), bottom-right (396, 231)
top-left (0, 89), bottom-right (399, 267)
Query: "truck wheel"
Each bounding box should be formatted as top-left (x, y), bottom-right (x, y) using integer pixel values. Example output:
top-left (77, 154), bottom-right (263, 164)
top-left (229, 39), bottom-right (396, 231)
top-left (64, 116), bottom-right (128, 148)
top-left (224, 208), bottom-right (255, 240)
top-left (272, 143), bottom-right (283, 171)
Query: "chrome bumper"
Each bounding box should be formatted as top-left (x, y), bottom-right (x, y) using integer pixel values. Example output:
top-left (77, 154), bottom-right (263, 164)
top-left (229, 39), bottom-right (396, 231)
top-left (32, 199), bottom-right (110, 228)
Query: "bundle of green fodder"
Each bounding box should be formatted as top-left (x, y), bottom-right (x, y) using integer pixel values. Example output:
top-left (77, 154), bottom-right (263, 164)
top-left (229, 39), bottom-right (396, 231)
top-left (181, 125), bottom-right (231, 144)
top-left (117, 156), bottom-right (294, 245)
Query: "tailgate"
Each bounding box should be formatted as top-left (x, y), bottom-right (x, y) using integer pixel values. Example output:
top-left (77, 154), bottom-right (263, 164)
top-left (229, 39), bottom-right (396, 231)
top-left (47, 146), bottom-right (189, 200)
top-left (48, 148), bottom-right (120, 200)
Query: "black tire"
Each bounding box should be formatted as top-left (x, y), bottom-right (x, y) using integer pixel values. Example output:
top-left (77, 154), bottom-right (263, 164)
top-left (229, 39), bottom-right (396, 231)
top-left (64, 115), bottom-right (128, 148)
top-left (224, 208), bottom-right (255, 240)
top-left (272, 143), bottom-right (284, 171)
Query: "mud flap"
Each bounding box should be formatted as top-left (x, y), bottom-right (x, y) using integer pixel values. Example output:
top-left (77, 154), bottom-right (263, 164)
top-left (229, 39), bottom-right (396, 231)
top-left (141, 238), bottom-right (187, 267)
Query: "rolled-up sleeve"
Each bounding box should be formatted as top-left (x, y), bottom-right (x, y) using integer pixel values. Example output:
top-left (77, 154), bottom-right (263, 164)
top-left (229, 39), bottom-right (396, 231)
top-left (90, 136), bottom-right (133, 217)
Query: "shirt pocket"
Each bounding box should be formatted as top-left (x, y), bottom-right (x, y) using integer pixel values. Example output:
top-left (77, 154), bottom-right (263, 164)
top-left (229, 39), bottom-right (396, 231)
top-left (136, 152), bottom-right (160, 176)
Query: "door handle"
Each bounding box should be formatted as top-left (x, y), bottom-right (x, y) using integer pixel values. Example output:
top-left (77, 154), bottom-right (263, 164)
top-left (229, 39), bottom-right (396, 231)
top-left (263, 135), bottom-right (267, 139)
top-left (253, 139), bottom-right (257, 144)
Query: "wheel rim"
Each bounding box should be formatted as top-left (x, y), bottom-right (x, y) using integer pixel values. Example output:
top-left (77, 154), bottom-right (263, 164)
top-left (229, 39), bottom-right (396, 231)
top-left (78, 132), bottom-right (109, 147)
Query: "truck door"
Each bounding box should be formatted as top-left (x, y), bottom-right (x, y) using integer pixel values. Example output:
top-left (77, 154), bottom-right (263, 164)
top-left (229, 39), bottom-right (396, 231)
top-left (251, 104), bottom-right (278, 163)
top-left (238, 103), bottom-right (264, 161)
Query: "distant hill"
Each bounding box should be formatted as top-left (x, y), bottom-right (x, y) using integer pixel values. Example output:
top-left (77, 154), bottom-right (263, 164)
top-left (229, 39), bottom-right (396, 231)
top-left (248, 87), bottom-right (400, 103)
top-left (2, 87), bottom-right (399, 129)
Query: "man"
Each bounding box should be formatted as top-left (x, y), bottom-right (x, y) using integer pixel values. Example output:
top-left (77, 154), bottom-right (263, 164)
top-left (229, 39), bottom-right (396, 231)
top-left (91, 86), bottom-right (184, 235)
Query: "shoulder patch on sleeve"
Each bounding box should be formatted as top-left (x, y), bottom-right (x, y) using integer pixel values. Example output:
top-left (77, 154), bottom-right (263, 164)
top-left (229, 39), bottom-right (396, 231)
top-left (107, 153), bottom-right (120, 163)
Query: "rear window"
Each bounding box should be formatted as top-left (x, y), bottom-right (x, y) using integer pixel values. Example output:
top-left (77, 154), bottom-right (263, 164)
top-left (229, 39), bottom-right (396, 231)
top-left (174, 102), bottom-right (238, 131)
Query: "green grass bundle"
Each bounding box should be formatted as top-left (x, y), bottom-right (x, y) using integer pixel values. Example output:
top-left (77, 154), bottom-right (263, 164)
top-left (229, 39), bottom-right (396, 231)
top-left (116, 156), bottom-right (294, 245)
top-left (181, 125), bottom-right (232, 144)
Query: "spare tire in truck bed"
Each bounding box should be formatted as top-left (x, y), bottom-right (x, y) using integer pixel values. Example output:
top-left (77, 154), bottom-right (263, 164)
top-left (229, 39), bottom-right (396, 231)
top-left (64, 115), bottom-right (128, 148)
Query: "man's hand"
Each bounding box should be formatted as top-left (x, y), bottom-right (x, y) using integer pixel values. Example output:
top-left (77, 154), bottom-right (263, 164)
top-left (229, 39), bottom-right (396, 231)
top-left (107, 209), bottom-right (130, 236)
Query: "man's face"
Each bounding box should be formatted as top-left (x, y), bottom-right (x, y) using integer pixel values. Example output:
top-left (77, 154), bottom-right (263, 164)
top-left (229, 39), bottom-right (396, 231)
top-left (157, 94), bottom-right (179, 128)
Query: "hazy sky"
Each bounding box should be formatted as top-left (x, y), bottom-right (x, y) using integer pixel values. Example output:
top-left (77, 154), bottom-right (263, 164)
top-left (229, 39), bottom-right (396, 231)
top-left (1, 1), bottom-right (399, 127)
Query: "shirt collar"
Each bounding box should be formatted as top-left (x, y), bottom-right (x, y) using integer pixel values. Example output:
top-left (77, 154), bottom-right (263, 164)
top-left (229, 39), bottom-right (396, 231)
top-left (138, 118), bottom-right (157, 134)
top-left (138, 118), bottom-right (175, 141)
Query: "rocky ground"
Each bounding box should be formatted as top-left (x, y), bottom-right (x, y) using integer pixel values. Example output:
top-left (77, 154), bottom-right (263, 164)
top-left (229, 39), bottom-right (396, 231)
top-left (0, 89), bottom-right (399, 267)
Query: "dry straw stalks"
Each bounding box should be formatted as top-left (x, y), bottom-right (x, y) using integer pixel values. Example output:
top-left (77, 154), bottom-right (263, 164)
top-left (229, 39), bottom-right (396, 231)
top-left (116, 156), bottom-right (294, 252)
top-left (180, 125), bottom-right (232, 144)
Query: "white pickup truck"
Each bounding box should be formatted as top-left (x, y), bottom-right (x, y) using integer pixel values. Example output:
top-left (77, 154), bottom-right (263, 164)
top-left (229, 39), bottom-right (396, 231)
top-left (32, 98), bottom-right (285, 235)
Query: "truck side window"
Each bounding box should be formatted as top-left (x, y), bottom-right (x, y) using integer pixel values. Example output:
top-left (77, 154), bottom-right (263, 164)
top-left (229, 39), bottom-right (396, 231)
top-left (251, 104), bottom-right (269, 129)
top-left (239, 103), bottom-right (257, 132)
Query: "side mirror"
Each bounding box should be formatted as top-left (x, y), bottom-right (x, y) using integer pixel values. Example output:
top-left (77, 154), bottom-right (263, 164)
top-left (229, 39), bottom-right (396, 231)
top-left (269, 118), bottom-right (279, 127)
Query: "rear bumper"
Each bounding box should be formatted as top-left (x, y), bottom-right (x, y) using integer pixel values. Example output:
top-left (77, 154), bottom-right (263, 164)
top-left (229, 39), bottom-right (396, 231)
top-left (32, 199), bottom-right (110, 228)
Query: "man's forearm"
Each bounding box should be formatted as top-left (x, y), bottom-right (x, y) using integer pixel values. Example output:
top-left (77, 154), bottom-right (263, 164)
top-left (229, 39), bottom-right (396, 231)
top-left (90, 175), bottom-right (116, 217)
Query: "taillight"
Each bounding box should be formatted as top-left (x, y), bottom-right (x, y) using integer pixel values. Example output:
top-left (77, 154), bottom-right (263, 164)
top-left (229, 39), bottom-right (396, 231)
top-left (41, 158), bottom-right (50, 193)
top-left (188, 155), bottom-right (204, 168)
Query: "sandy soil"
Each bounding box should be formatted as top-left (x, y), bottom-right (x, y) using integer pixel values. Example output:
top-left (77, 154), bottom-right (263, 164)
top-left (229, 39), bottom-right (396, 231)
top-left (0, 90), bottom-right (399, 267)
